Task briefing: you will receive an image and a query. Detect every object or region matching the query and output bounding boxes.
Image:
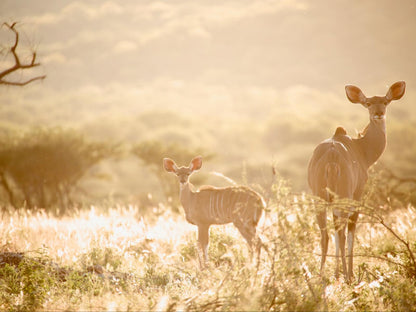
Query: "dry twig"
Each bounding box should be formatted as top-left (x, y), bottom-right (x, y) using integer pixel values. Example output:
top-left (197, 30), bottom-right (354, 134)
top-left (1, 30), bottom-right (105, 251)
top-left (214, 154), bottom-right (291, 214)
top-left (0, 22), bottom-right (46, 86)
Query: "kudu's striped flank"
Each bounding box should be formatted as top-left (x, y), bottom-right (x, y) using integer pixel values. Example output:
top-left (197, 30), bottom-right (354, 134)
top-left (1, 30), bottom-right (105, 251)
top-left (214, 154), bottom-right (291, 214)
top-left (163, 156), bottom-right (265, 268)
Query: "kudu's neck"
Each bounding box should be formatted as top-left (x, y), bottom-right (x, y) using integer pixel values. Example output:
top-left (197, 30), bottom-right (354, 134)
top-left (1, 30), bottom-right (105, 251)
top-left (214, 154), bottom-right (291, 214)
top-left (355, 118), bottom-right (387, 168)
top-left (179, 182), bottom-right (194, 212)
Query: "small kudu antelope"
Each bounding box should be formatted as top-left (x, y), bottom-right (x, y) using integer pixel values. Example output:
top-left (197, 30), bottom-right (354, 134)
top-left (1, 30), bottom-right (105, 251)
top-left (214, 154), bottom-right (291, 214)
top-left (163, 156), bottom-right (265, 268)
top-left (308, 81), bottom-right (406, 283)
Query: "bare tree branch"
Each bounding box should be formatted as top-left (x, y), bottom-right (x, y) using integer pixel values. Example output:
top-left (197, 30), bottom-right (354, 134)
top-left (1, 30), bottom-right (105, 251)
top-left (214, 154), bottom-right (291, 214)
top-left (0, 22), bottom-right (46, 86)
top-left (0, 75), bottom-right (46, 86)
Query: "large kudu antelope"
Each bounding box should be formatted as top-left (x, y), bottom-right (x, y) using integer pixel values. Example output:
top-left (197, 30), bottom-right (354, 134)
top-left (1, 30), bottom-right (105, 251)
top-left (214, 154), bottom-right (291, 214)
top-left (163, 156), bottom-right (265, 268)
top-left (308, 81), bottom-right (406, 283)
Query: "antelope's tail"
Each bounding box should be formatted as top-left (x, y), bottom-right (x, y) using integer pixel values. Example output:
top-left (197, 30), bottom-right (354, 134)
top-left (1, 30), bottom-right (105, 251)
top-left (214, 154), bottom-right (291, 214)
top-left (324, 162), bottom-right (340, 202)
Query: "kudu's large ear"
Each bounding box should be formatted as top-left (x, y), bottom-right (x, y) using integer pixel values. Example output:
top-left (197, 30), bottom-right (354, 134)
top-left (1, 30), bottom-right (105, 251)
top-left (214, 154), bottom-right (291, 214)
top-left (345, 85), bottom-right (367, 105)
top-left (163, 158), bottom-right (178, 173)
top-left (386, 81), bottom-right (406, 102)
top-left (190, 156), bottom-right (202, 171)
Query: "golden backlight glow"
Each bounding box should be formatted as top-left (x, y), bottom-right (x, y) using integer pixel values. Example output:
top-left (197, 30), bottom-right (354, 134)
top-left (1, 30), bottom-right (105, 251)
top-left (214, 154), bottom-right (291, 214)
top-left (1, 1), bottom-right (416, 310)
top-left (1, 0), bottom-right (414, 194)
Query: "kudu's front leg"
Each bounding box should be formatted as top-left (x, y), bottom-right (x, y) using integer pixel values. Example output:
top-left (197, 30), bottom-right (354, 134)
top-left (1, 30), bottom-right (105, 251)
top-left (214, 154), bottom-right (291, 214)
top-left (197, 224), bottom-right (210, 269)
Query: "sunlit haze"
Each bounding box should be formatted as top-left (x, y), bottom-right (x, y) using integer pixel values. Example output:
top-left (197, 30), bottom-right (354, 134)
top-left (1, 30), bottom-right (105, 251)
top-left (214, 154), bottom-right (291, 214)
top-left (1, 0), bottom-right (415, 193)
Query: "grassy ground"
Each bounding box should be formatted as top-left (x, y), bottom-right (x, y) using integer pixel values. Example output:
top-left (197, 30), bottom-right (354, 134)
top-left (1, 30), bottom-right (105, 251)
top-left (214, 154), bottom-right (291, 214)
top-left (1, 184), bottom-right (416, 311)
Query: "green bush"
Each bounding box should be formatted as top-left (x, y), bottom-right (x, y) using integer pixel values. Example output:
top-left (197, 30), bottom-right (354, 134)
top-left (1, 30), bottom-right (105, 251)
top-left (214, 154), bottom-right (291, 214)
top-left (80, 246), bottom-right (123, 272)
top-left (0, 127), bottom-right (119, 210)
top-left (0, 256), bottom-right (54, 311)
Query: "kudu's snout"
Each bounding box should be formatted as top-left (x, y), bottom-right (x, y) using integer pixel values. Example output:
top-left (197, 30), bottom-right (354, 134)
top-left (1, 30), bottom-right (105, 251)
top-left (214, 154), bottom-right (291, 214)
top-left (372, 111), bottom-right (386, 120)
top-left (178, 175), bottom-right (189, 184)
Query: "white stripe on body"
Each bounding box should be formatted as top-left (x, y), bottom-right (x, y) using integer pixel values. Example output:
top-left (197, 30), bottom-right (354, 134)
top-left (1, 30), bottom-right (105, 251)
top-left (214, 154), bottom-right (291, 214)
top-left (201, 187), bottom-right (262, 225)
top-left (209, 195), bottom-right (214, 221)
top-left (234, 192), bottom-right (241, 215)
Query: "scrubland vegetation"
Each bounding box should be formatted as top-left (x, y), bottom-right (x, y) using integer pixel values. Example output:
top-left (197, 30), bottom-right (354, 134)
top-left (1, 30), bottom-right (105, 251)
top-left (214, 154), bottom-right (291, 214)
top-left (1, 175), bottom-right (416, 311)
top-left (0, 85), bottom-right (416, 311)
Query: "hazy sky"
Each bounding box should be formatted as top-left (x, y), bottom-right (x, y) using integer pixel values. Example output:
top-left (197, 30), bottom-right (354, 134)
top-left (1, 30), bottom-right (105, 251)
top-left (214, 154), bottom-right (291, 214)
top-left (1, 0), bottom-right (415, 122)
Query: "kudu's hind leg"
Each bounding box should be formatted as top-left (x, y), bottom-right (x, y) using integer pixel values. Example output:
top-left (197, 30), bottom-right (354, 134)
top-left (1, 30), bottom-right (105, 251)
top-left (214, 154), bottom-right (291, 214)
top-left (334, 215), bottom-right (347, 280)
top-left (317, 209), bottom-right (329, 276)
top-left (234, 219), bottom-right (256, 249)
top-left (346, 212), bottom-right (359, 283)
top-left (233, 219), bottom-right (264, 264)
